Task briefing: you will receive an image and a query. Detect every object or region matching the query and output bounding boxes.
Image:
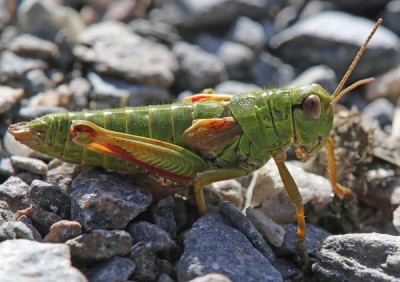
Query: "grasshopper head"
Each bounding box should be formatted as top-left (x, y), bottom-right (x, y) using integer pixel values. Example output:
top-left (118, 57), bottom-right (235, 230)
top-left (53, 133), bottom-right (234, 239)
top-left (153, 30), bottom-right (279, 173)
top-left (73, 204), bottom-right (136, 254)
top-left (291, 84), bottom-right (334, 161)
top-left (8, 116), bottom-right (53, 154)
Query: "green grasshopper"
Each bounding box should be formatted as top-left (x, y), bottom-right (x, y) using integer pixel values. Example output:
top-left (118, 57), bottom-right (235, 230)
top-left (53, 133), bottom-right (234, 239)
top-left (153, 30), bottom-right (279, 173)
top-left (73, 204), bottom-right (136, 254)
top-left (8, 19), bottom-right (382, 263)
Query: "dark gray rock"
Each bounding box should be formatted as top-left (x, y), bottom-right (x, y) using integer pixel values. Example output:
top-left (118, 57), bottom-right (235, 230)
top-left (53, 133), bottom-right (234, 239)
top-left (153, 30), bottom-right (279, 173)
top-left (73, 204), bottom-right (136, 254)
top-left (227, 16), bottom-right (267, 52)
top-left (87, 71), bottom-right (171, 108)
top-left (66, 229), bottom-right (132, 262)
top-left (173, 41), bottom-right (226, 91)
top-left (251, 51), bottom-right (295, 87)
top-left (151, 196), bottom-right (177, 238)
top-left (197, 34), bottom-right (254, 80)
top-left (0, 176), bottom-right (30, 212)
top-left (332, 0), bottom-right (389, 13)
top-left (11, 156), bottom-right (48, 176)
top-left (176, 212), bottom-right (282, 282)
top-left (0, 221), bottom-right (16, 241)
top-left (75, 21), bottom-right (178, 87)
top-left (272, 258), bottom-right (302, 280)
top-left (270, 12), bottom-right (400, 81)
top-left (219, 201), bottom-right (275, 262)
top-left (279, 224), bottom-right (330, 256)
top-left (128, 221), bottom-right (180, 260)
top-left (0, 239), bottom-right (87, 281)
top-left (129, 18), bottom-right (181, 45)
top-left (28, 180), bottom-right (70, 218)
top-left (24, 69), bottom-right (53, 96)
top-left (27, 205), bottom-right (63, 235)
top-left (86, 256), bottom-right (135, 282)
top-left (44, 220), bottom-right (82, 243)
top-left (313, 233), bottom-right (400, 282)
top-left (362, 97), bottom-right (394, 130)
top-left (129, 242), bottom-right (158, 281)
top-left (46, 161), bottom-right (79, 192)
top-left (0, 200), bottom-right (14, 223)
top-left (8, 34), bottom-right (59, 60)
top-left (153, 0), bottom-right (285, 29)
top-left (70, 169), bottom-right (152, 231)
top-left (14, 215), bottom-right (43, 240)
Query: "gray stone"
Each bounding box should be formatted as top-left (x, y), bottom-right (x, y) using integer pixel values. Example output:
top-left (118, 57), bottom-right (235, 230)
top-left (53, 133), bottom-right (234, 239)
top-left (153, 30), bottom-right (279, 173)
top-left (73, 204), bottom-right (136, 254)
top-left (17, 0), bottom-right (85, 42)
top-left (86, 256), bottom-right (135, 282)
top-left (8, 34), bottom-right (59, 60)
top-left (87, 71), bottom-right (171, 108)
top-left (27, 205), bottom-right (63, 235)
top-left (219, 201), bottom-right (275, 262)
top-left (129, 242), bottom-right (158, 281)
top-left (0, 176), bottom-right (30, 212)
top-left (393, 205), bottom-right (400, 233)
top-left (11, 156), bottom-right (48, 176)
top-left (13, 216), bottom-right (43, 241)
top-left (228, 16), bottom-right (267, 51)
top-left (70, 169), bottom-right (152, 231)
top-left (66, 229), bottom-right (132, 262)
top-left (0, 239), bottom-right (87, 282)
top-left (0, 158), bottom-right (15, 176)
top-left (129, 18), bottom-right (181, 45)
top-left (46, 161), bottom-right (79, 192)
top-left (0, 200), bottom-right (14, 223)
top-left (24, 69), bottom-right (53, 96)
top-left (366, 64), bottom-right (400, 102)
top-left (128, 221), bottom-right (180, 260)
top-left (0, 221), bottom-right (16, 241)
top-left (176, 212), bottom-right (282, 282)
top-left (380, 0), bottom-right (400, 36)
top-left (151, 196), bottom-right (177, 237)
top-left (173, 41), bottom-right (226, 91)
top-left (270, 12), bottom-right (400, 80)
top-left (215, 80), bottom-right (260, 94)
top-left (313, 233), bottom-right (400, 282)
top-left (19, 105), bottom-right (68, 120)
top-left (28, 180), bottom-right (70, 218)
top-left (75, 21), bottom-right (178, 87)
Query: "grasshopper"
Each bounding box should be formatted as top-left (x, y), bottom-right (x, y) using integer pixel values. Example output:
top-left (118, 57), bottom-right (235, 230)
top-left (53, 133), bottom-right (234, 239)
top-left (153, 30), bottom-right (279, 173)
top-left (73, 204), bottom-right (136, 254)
top-left (8, 19), bottom-right (382, 264)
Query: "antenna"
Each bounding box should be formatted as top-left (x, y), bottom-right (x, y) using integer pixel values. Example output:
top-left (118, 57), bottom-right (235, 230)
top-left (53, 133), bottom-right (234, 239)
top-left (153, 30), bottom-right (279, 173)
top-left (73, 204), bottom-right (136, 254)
top-left (330, 18), bottom-right (382, 105)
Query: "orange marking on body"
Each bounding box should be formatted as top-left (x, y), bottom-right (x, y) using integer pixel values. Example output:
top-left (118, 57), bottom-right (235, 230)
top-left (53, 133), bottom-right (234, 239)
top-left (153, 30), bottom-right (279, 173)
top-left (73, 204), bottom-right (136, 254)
top-left (71, 124), bottom-right (97, 137)
top-left (207, 119), bottom-right (235, 131)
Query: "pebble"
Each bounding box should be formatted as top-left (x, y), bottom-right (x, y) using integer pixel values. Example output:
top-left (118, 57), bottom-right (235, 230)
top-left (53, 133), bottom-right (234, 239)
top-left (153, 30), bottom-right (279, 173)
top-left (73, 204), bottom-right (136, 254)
top-left (10, 156), bottom-right (48, 176)
top-left (0, 158), bottom-right (15, 177)
top-left (393, 205), bottom-right (400, 233)
top-left (176, 212), bottom-right (283, 282)
top-left (44, 220), bottom-right (82, 243)
top-left (129, 242), bottom-right (160, 281)
top-left (86, 256), bottom-right (136, 282)
top-left (380, 0), bottom-right (400, 36)
top-left (129, 18), bottom-right (181, 45)
top-left (227, 16), bottom-right (267, 52)
top-left (215, 80), bottom-right (260, 94)
top-left (19, 105), bottom-right (68, 120)
top-left (0, 86), bottom-right (24, 114)
top-left (8, 34), bottom-right (59, 60)
top-left (28, 179), bottom-right (70, 218)
top-left (0, 221), bottom-right (16, 240)
top-left (246, 207), bottom-right (286, 247)
top-left (173, 41), bottom-right (226, 91)
top-left (0, 200), bottom-right (14, 222)
top-left (150, 196), bottom-right (177, 238)
top-left (27, 205), bottom-right (63, 235)
top-left (270, 11), bottom-right (400, 80)
top-left (0, 239), bottom-right (87, 281)
top-left (70, 169), bottom-right (152, 231)
top-left (66, 229), bottom-right (132, 262)
top-left (249, 159), bottom-right (333, 224)
top-left (313, 233), bottom-right (400, 281)
top-left (0, 176), bottom-right (30, 212)
top-left (361, 97), bottom-right (394, 130)
top-left (366, 64), bottom-right (400, 102)
top-left (219, 201), bottom-right (275, 262)
top-left (209, 179), bottom-right (244, 210)
top-left (14, 215), bottom-right (42, 241)
top-left (128, 221), bottom-right (180, 260)
top-left (45, 161), bottom-right (79, 192)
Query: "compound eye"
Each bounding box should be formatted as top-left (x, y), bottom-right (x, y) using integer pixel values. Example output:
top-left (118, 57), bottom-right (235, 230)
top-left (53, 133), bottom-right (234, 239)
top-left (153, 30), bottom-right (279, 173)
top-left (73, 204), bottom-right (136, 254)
top-left (303, 95), bottom-right (321, 119)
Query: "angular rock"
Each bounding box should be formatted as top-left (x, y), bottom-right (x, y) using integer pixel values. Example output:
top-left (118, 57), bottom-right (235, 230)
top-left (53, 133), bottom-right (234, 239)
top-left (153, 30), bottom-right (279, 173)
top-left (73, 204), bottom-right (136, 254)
top-left (75, 21), bottom-right (178, 87)
top-left (150, 196), bottom-right (177, 238)
top-left (14, 215), bottom-right (42, 241)
top-left (270, 12), bottom-right (400, 80)
top-left (28, 180), bottom-right (70, 217)
top-left (313, 233), bottom-right (400, 282)
top-left (66, 229), bottom-right (132, 262)
top-left (0, 176), bottom-right (30, 212)
top-left (11, 156), bottom-right (48, 176)
top-left (173, 41), bottom-right (226, 91)
top-left (0, 200), bottom-right (15, 223)
top-left (44, 220), bottom-right (82, 243)
top-left (176, 212), bottom-right (282, 282)
top-left (70, 169), bottom-right (152, 231)
top-left (128, 221), bottom-right (179, 260)
top-left (0, 239), bottom-right (86, 281)
top-left (46, 161), bottom-right (79, 192)
top-left (219, 201), bottom-right (275, 262)
top-left (86, 256), bottom-right (135, 282)
top-left (246, 207), bottom-right (285, 247)
top-left (27, 205), bottom-right (63, 235)
top-left (250, 159), bottom-right (333, 224)
top-left (0, 221), bottom-right (16, 241)
top-left (129, 242), bottom-right (158, 281)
